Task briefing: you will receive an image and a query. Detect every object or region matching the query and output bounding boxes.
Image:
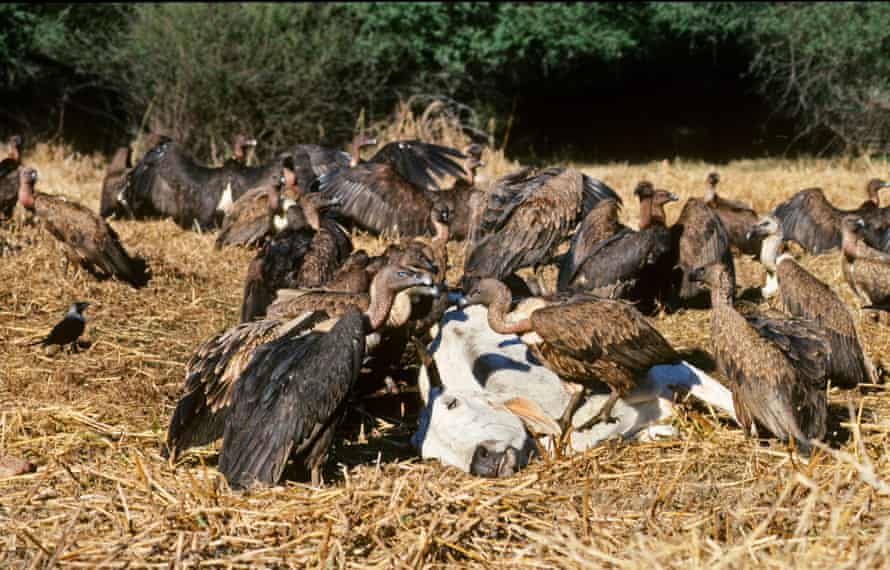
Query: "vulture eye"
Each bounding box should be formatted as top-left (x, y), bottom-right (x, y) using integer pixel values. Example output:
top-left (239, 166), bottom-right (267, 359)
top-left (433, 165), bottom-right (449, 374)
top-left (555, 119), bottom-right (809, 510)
top-left (398, 271), bottom-right (408, 278)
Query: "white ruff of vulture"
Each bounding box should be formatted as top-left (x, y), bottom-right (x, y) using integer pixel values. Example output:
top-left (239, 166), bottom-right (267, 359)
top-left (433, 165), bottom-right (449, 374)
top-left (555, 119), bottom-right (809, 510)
top-left (315, 140), bottom-right (467, 237)
top-left (166, 265), bottom-right (435, 478)
top-left (750, 215), bottom-right (874, 389)
top-left (29, 301), bottom-right (90, 353)
top-left (702, 172), bottom-right (762, 256)
top-left (0, 134), bottom-right (23, 219)
top-left (690, 262), bottom-right (830, 454)
top-left (840, 215), bottom-right (890, 310)
top-left (458, 278), bottom-right (680, 432)
top-left (17, 168), bottom-right (150, 288)
top-left (240, 194), bottom-right (351, 323)
top-left (122, 134), bottom-right (288, 230)
top-left (770, 179), bottom-right (890, 254)
top-left (670, 196), bottom-right (736, 304)
top-left (214, 164), bottom-right (303, 251)
top-left (288, 134), bottom-right (377, 190)
top-left (557, 181), bottom-right (676, 315)
top-left (462, 167), bottom-right (621, 289)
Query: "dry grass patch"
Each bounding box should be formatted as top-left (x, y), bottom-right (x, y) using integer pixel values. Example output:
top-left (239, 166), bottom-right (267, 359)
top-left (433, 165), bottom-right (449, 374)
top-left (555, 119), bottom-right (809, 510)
top-left (1, 141), bottom-right (890, 568)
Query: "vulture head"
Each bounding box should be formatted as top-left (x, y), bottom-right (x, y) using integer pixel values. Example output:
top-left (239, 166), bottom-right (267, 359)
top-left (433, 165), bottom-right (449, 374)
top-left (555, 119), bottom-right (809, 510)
top-left (747, 215), bottom-right (782, 242)
top-left (232, 135), bottom-right (258, 163)
top-left (689, 262), bottom-right (733, 299)
top-left (17, 167), bottom-right (38, 210)
top-left (343, 249), bottom-right (370, 271)
top-left (840, 215), bottom-right (868, 257)
top-left (866, 178), bottom-right (890, 206)
top-left (634, 180), bottom-right (656, 200)
top-left (458, 277), bottom-right (510, 310)
top-left (654, 189), bottom-right (680, 205)
top-left (7, 134), bottom-right (23, 161)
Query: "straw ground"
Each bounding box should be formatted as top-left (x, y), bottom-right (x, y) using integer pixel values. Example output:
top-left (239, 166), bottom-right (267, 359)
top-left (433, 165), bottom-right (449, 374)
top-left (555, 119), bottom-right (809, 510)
top-left (2, 138), bottom-right (890, 568)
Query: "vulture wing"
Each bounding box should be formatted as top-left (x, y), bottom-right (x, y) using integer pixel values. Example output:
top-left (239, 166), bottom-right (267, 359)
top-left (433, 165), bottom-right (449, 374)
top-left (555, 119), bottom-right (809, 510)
top-left (218, 307), bottom-right (366, 489)
top-left (777, 258), bottom-right (873, 388)
top-left (240, 228), bottom-right (315, 323)
top-left (771, 188), bottom-right (841, 254)
top-left (165, 312), bottom-right (327, 459)
top-left (317, 163), bottom-right (433, 236)
top-left (266, 289), bottom-right (369, 322)
top-left (293, 219), bottom-right (354, 289)
top-left (215, 186), bottom-right (277, 250)
top-left (557, 200), bottom-right (623, 291)
top-left (672, 198), bottom-right (735, 300)
top-left (369, 140), bottom-right (466, 191)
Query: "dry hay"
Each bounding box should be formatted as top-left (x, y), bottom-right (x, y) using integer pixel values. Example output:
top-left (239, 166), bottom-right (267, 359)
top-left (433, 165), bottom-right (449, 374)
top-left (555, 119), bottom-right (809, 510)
top-left (2, 140), bottom-right (890, 569)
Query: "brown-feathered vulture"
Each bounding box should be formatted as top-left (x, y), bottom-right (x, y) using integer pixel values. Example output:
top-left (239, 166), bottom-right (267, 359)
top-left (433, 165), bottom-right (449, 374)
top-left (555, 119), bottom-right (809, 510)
top-left (749, 215), bottom-right (874, 389)
top-left (289, 134), bottom-right (378, 190)
top-left (427, 147), bottom-right (484, 241)
top-left (840, 215), bottom-right (890, 310)
top-left (122, 134), bottom-right (287, 230)
top-left (670, 196), bottom-right (736, 305)
top-left (99, 146), bottom-right (132, 219)
top-left (240, 193), bottom-right (351, 323)
top-left (702, 171), bottom-right (762, 256)
top-left (316, 140), bottom-right (467, 236)
top-left (458, 278), bottom-right (680, 430)
top-left (557, 181), bottom-right (677, 315)
top-left (0, 134), bottom-right (23, 219)
top-left (690, 262), bottom-right (830, 454)
top-left (771, 179), bottom-right (890, 254)
top-left (16, 168), bottom-right (150, 288)
top-left (462, 167), bottom-right (621, 289)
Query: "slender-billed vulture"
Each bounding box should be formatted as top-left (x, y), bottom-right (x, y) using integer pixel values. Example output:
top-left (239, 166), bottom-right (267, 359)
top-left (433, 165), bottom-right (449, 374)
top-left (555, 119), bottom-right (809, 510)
top-left (316, 140), bottom-right (466, 236)
top-left (690, 262), bottom-right (830, 454)
top-left (771, 179), bottom-right (890, 254)
top-left (749, 215), bottom-right (874, 389)
top-left (670, 196), bottom-right (736, 305)
top-left (458, 278), bottom-right (680, 431)
top-left (17, 168), bottom-right (150, 287)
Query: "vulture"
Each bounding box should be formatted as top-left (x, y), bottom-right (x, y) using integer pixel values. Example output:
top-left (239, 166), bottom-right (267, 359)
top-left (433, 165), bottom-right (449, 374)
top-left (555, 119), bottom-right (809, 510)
top-left (16, 168), bottom-right (150, 288)
top-left (749, 215), bottom-right (874, 388)
top-left (289, 134), bottom-right (377, 190)
top-left (771, 179), bottom-right (890, 254)
top-left (703, 172), bottom-right (762, 256)
top-left (429, 149), bottom-right (485, 241)
top-left (99, 146), bottom-right (132, 219)
top-left (670, 196), bottom-right (736, 305)
top-left (462, 167), bottom-right (621, 289)
top-left (165, 265), bottom-right (431, 482)
top-left (316, 140), bottom-right (467, 236)
top-left (214, 164), bottom-right (301, 250)
top-left (840, 215), bottom-right (890, 309)
top-left (240, 193), bottom-right (350, 322)
top-left (324, 250), bottom-right (372, 293)
top-left (556, 182), bottom-right (677, 314)
top-left (0, 134), bottom-right (23, 219)
top-left (458, 278), bottom-right (680, 431)
top-left (690, 262), bottom-right (830, 454)
top-left (123, 134), bottom-right (286, 230)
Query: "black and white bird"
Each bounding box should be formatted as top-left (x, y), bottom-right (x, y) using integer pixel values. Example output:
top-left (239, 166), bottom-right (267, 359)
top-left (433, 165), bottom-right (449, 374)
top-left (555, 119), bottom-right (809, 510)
top-left (30, 302), bottom-right (90, 352)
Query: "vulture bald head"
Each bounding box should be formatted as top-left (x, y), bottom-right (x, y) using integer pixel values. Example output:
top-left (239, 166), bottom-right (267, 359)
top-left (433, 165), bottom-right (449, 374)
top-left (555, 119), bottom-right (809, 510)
top-left (7, 134), bottom-right (23, 161)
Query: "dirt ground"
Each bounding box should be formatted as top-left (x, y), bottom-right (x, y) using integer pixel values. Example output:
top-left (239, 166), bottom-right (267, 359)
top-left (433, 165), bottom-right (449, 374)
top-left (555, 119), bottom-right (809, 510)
top-left (2, 143), bottom-right (890, 568)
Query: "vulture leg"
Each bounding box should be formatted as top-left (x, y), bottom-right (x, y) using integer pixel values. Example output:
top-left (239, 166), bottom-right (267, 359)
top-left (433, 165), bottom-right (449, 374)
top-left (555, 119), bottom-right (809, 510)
top-left (577, 387), bottom-right (621, 430)
top-left (558, 388), bottom-right (586, 436)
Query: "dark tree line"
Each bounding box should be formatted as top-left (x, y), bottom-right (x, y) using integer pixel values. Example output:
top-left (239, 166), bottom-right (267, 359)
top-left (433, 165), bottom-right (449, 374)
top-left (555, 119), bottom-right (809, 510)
top-left (1, 3), bottom-right (887, 161)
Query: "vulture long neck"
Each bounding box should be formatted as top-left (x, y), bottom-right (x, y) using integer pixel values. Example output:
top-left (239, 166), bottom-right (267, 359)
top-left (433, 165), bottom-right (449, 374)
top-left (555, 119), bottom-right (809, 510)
top-left (759, 233), bottom-right (782, 273)
top-left (708, 274), bottom-right (735, 312)
top-left (301, 199), bottom-right (321, 231)
top-left (350, 137), bottom-right (365, 167)
top-left (17, 181), bottom-right (35, 210)
top-left (110, 147), bottom-right (130, 171)
top-left (639, 197), bottom-right (667, 229)
top-left (365, 277), bottom-right (400, 332)
top-left (703, 184), bottom-right (717, 205)
top-left (485, 283), bottom-right (534, 335)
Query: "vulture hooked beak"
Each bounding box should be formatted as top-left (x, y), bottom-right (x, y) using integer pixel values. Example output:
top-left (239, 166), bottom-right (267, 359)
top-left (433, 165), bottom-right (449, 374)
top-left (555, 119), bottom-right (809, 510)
top-left (666, 192), bottom-right (679, 202)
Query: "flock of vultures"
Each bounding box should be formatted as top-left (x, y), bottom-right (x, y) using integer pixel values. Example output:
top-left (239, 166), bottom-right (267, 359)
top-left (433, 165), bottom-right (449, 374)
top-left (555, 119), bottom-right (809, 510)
top-left (1, 132), bottom-right (890, 488)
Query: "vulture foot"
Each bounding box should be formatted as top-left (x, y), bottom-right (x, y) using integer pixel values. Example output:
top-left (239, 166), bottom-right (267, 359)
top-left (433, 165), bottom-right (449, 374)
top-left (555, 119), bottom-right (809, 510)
top-left (576, 390), bottom-right (621, 431)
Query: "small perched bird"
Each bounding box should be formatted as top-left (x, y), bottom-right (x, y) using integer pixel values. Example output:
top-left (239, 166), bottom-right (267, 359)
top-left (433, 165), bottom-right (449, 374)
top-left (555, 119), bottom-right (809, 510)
top-left (30, 302), bottom-right (90, 353)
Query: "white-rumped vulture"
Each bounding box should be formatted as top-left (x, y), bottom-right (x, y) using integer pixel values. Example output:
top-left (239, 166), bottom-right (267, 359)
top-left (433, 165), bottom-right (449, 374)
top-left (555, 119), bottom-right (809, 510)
top-left (458, 278), bottom-right (680, 431)
top-left (771, 179), bottom-right (890, 254)
top-left (240, 194), bottom-right (351, 322)
top-left (690, 262), bottom-right (830, 454)
top-left (122, 134), bottom-right (287, 230)
top-left (17, 168), bottom-right (150, 288)
top-left (703, 171), bottom-right (762, 256)
top-left (0, 134), bottom-right (23, 219)
top-left (670, 196), bottom-right (736, 305)
top-left (316, 140), bottom-right (466, 236)
top-left (556, 181), bottom-right (676, 315)
top-left (749, 215), bottom-right (874, 389)
top-left (462, 167), bottom-right (621, 289)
